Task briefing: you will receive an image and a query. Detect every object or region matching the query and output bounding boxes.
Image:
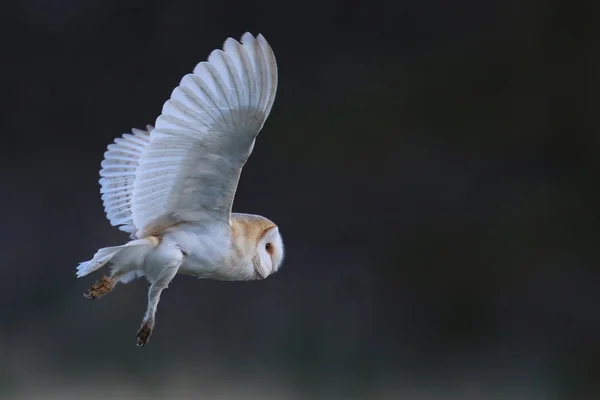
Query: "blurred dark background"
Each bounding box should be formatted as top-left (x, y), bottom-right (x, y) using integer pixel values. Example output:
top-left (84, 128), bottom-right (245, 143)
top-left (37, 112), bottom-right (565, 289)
top-left (1, 0), bottom-right (599, 399)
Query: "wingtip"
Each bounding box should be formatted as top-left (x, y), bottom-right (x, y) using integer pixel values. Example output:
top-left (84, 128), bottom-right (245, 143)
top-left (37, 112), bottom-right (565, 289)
top-left (239, 32), bottom-right (270, 45)
top-left (256, 33), bottom-right (273, 53)
top-left (240, 32), bottom-right (255, 43)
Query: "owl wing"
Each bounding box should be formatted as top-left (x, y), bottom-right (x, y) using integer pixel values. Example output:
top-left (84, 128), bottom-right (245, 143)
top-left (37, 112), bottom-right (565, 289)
top-left (129, 33), bottom-right (278, 238)
top-left (99, 125), bottom-right (154, 237)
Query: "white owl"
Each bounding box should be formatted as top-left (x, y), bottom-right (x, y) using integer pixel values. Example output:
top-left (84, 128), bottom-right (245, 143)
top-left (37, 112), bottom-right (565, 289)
top-left (77, 33), bottom-right (284, 347)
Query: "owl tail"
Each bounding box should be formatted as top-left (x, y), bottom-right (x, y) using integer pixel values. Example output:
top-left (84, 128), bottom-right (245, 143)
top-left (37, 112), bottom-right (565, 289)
top-left (76, 237), bottom-right (159, 278)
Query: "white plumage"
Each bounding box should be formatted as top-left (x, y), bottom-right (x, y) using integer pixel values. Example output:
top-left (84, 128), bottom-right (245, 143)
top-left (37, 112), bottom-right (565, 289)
top-left (77, 33), bottom-right (284, 347)
top-left (99, 126), bottom-right (152, 235)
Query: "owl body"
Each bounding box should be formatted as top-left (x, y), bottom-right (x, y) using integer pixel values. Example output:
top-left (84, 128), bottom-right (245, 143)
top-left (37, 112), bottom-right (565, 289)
top-left (160, 219), bottom-right (234, 279)
top-left (154, 213), bottom-right (283, 281)
top-left (76, 32), bottom-right (283, 347)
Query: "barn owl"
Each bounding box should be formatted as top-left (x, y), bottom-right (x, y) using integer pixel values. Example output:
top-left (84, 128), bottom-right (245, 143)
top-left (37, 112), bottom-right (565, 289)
top-left (76, 32), bottom-right (284, 347)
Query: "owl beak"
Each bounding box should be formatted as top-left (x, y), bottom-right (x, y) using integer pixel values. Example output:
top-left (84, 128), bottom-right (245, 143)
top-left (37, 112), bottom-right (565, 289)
top-left (255, 264), bottom-right (269, 279)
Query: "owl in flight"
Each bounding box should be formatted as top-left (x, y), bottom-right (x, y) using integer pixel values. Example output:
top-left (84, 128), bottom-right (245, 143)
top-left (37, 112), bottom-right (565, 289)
top-left (76, 33), bottom-right (284, 347)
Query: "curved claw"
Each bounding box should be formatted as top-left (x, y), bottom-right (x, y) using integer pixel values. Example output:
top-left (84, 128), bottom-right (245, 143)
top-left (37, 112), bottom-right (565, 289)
top-left (83, 276), bottom-right (115, 300)
top-left (136, 318), bottom-right (154, 347)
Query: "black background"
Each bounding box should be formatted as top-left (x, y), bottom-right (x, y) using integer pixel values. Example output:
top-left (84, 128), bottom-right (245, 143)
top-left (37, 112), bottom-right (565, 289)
top-left (1, 0), bottom-right (599, 399)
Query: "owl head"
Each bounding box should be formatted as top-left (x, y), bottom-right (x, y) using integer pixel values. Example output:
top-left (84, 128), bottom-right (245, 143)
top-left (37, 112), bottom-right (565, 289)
top-left (253, 224), bottom-right (285, 279)
top-left (231, 213), bottom-right (285, 280)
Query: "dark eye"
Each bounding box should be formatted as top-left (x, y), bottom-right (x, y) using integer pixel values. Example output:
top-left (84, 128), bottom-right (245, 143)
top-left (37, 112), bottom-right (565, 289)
top-left (265, 242), bottom-right (272, 251)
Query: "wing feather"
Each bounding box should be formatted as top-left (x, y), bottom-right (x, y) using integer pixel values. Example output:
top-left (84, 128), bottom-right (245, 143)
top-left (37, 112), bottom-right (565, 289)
top-left (130, 33), bottom-right (277, 237)
top-left (98, 126), bottom-right (154, 235)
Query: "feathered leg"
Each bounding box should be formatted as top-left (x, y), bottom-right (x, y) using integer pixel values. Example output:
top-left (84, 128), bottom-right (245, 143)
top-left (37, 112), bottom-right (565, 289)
top-left (136, 241), bottom-right (184, 347)
top-left (78, 238), bottom-right (159, 300)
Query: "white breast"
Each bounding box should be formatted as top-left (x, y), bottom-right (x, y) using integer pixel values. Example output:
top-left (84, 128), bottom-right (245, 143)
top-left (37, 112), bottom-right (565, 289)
top-left (162, 222), bottom-right (232, 278)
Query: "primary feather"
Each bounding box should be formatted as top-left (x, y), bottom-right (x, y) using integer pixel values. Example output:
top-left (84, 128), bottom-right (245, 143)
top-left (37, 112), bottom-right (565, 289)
top-left (129, 33), bottom-right (278, 238)
top-left (99, 125), bottom-right (153, 236)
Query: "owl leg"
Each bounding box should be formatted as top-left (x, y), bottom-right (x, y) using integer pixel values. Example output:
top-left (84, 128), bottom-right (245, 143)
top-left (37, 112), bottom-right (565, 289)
top-left (136, 270), bottom-right (179, 347)
top-left (136, 242), bottom-right (184, 347)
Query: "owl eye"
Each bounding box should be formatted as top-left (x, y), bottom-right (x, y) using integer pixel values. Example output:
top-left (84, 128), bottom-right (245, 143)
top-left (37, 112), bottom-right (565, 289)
top-left (265, 242), bottom-right (272, 252)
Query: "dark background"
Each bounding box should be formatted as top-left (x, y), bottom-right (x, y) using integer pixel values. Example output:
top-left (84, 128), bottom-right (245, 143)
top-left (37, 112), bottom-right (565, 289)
top-left (1, 0), bottom-right (599, 399)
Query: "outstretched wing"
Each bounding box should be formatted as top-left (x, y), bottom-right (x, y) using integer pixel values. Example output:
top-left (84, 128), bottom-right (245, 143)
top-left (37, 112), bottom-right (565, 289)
top-left (130, 33), bottom-right (278, 238)
top-left (99, 125), bottom-right (154, 237)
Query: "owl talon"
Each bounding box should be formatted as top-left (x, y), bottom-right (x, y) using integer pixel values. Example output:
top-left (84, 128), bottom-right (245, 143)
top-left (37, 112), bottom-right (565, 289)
top-left (136, 319), bottom-right (154, 347)
top-left (83, 275), bottom-right (115, 300)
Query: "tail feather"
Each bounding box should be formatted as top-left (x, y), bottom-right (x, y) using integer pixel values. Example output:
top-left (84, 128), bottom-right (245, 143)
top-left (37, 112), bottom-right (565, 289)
top-left (76, 238), bottom-right (158, 278)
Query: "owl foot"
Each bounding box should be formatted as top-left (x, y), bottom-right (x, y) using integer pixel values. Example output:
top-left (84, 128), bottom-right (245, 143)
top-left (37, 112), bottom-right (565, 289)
top-left (136, 318), bottom-right (154, 347)
top-left (83, 275), bottom-right (115, 300)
